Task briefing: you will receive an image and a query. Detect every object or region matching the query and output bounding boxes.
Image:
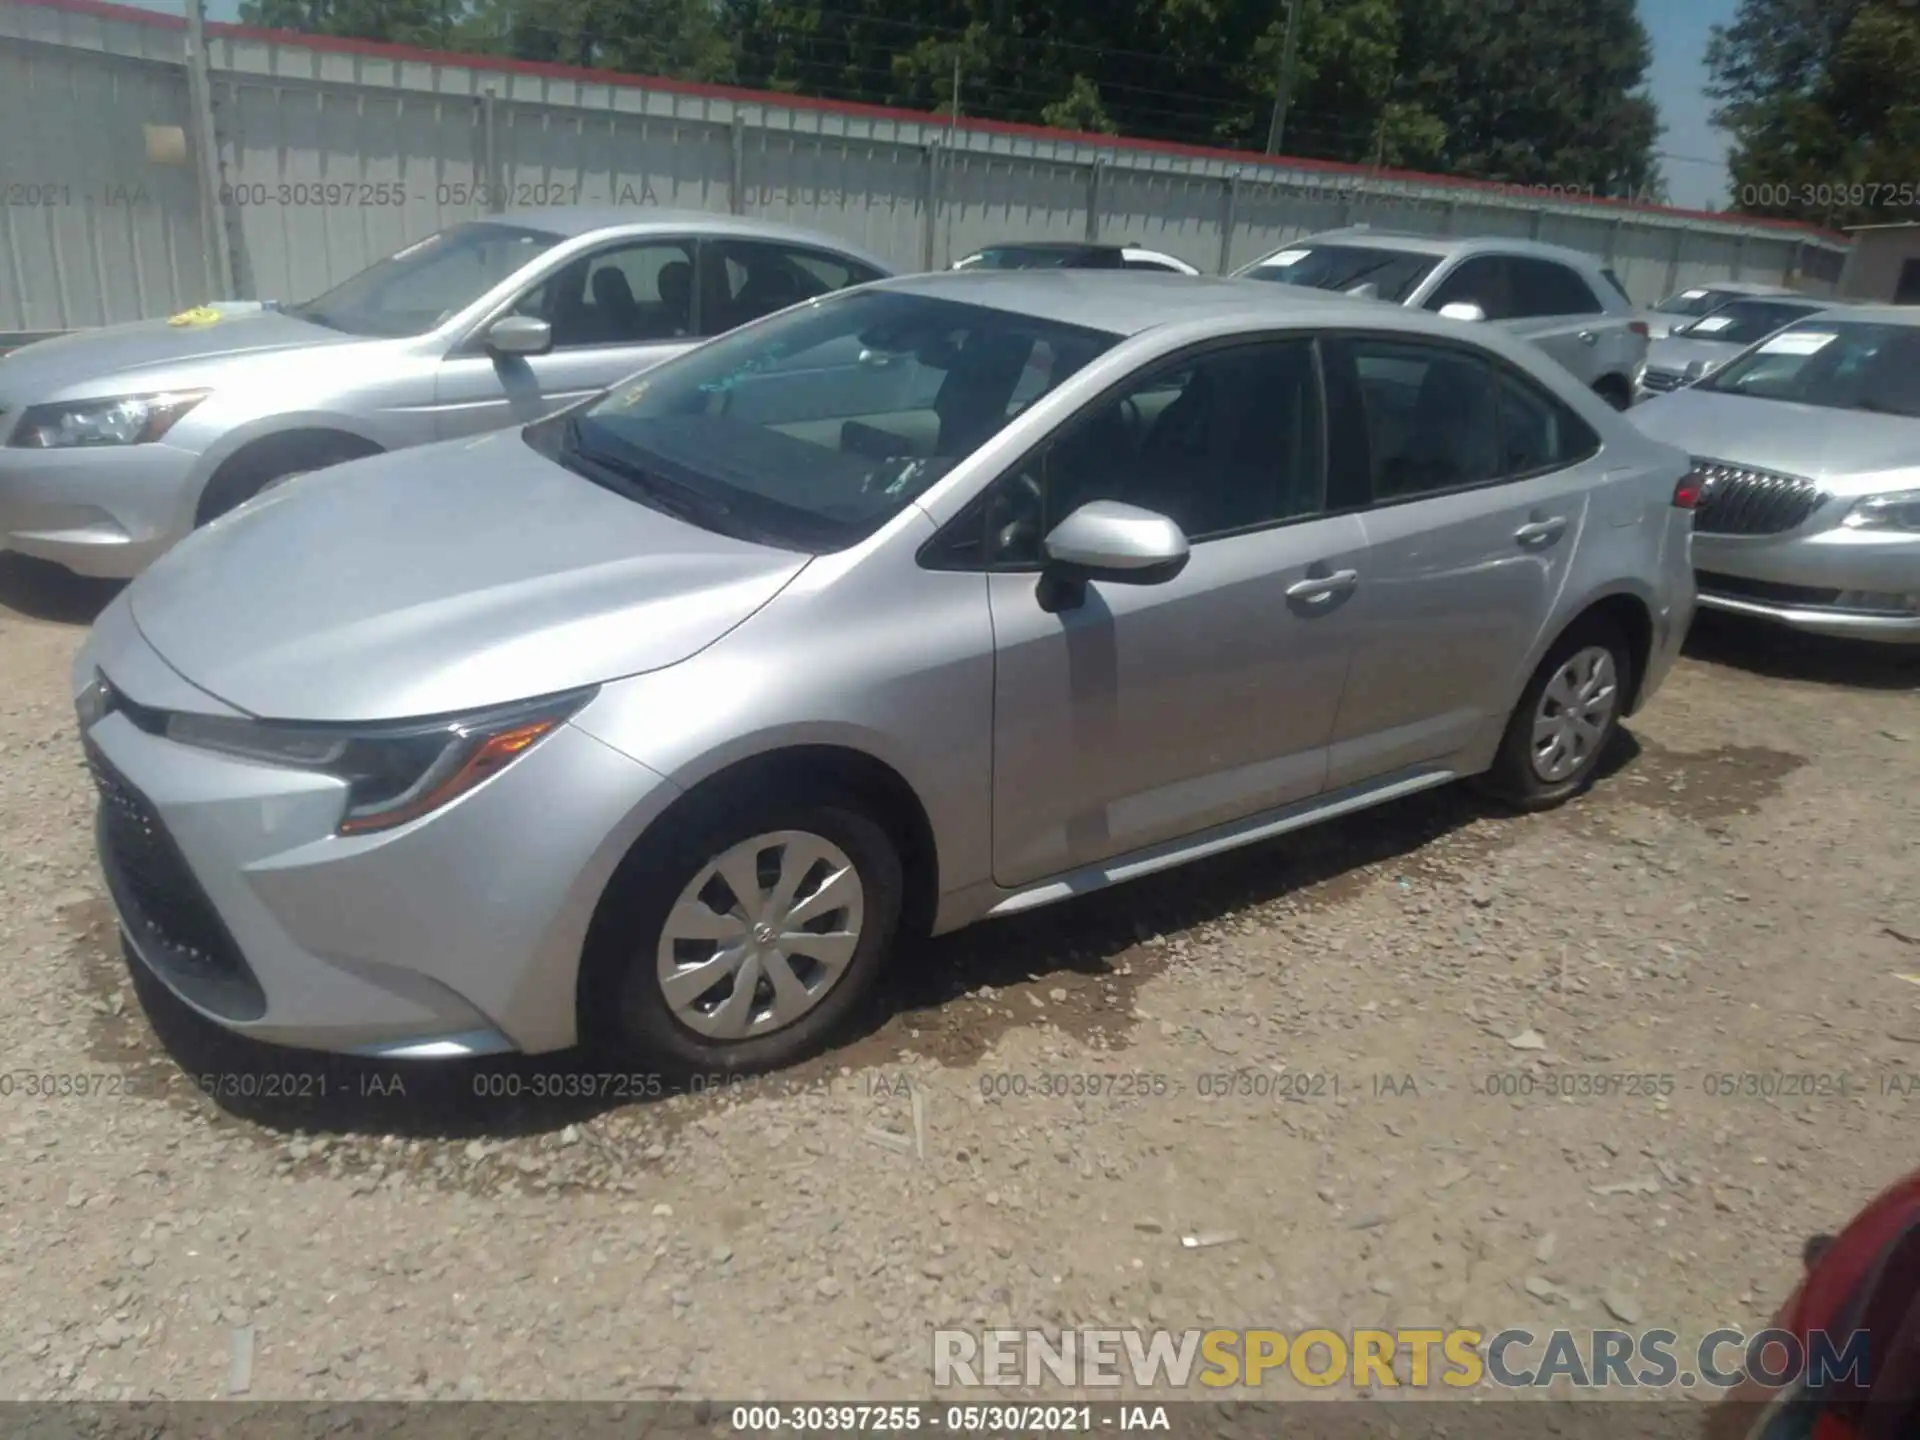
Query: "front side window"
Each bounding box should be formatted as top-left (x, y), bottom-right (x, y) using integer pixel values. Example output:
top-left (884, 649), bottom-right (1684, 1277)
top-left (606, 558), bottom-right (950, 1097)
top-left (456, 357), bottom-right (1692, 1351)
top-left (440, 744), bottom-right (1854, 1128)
top-left (290, 222), bottom-right (562, 337)
top-left (1241, 245), bottom-right (1441, 304)
top-left (546, 289), bottom-right (1118, 552)
top-left (1423, 256), bottom-right (1517, 321)
top-left (517, 238), bottom-right (697, 348)
top-left (1698, 320), bottom-right (1920, 416)
top-left (980, 339), bottom-right (1326, 568)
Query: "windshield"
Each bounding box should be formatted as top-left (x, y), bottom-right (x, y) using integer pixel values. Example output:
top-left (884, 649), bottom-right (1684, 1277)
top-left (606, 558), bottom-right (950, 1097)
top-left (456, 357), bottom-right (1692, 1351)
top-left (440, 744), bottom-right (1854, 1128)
top-left (288, 222), bottom-right (562, 337)
top-left (553, 288), bottom-right (1120, 551)
top-left (1653, 287), bottom-right (1737, 318)
top-left (1673, 298), bottom-right (1824, 346)
top-left (955, 245), bottom-right (1114, 271)
top-left (1699, 320), bottom-right (1920, 416)
top-left (1239, 244), bottom-right (1439, 303)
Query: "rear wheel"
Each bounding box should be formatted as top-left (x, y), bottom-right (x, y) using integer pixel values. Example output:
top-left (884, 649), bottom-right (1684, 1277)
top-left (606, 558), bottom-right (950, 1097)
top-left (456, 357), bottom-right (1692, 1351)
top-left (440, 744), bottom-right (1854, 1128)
top-left (581, 787), bottom-right (902, 1077)
top-left (1478, 618), bottom-right (1631, 810)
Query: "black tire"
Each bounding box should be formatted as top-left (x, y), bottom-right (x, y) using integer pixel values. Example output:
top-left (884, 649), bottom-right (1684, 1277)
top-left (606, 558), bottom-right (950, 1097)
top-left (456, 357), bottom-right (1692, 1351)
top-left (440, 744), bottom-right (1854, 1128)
top-left (580, 784), bottom-right (903, 1078)
top-left (195, 434), bottom-right (380, 526)
top-left (1477, 616), bottom-right (1633, 811)
top-left (1593, 376), bottom-right (1632, 411)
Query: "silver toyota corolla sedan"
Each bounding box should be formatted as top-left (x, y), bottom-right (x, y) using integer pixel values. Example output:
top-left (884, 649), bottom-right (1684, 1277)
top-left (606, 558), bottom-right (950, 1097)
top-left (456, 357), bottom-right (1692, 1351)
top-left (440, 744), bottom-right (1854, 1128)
top-left (1632, 307), bottom-right (1920, 644)
top-left (74, 271), bottom-right (1696, 1074)
top-left (0, 209), bottom-right (890, 577)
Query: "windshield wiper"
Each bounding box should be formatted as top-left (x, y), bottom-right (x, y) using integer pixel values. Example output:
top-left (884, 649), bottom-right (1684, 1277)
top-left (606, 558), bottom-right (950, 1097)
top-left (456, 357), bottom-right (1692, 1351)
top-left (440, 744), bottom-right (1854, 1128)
top-left (561, 416), bottom-right (736, 531)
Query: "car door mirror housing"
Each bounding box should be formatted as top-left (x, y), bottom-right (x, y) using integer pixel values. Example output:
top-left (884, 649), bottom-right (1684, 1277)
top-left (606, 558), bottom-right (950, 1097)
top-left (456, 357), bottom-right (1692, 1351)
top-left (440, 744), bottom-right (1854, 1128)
top-left (1037, 500), bottom-right (1190, 611)
top-left (1438, 301), bottom-right (1487, 323)
top-left (485, 315), bottom-right (553, 357)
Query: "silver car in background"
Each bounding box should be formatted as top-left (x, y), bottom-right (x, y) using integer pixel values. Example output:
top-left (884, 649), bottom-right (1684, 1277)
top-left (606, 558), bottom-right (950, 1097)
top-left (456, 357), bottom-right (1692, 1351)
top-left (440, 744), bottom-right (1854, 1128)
top-left (0, 209), bottom-right (889, 577)
top-left (1234, 229), bottom-right (1650, 409)
top-left (1640, 280), bottom-right (1801, 340)
top-left (74, 272), bottom-right (1695, 1074)
top-left (1635, 295), bottom-right (1837, 401)
top-left (1632, 308), bottom-right (1920, 643)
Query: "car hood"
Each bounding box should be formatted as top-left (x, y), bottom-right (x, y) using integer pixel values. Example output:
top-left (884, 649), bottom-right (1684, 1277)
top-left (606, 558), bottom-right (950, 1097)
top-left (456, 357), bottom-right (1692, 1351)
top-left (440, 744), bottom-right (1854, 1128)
top-left (0, 306), bottom-right (357, 400)
top-left (1644, 334), bottom-right (1741, 373)
top-left (1628, 388), bottom-right (1920, 494)
top-left (125, 429), bottom-right (811, 723)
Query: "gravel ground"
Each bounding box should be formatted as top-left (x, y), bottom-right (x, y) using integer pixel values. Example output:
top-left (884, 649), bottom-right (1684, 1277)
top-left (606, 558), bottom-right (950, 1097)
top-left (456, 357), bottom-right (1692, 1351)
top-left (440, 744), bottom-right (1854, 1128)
top-left (0, 551), bottom-right (1916, 1406)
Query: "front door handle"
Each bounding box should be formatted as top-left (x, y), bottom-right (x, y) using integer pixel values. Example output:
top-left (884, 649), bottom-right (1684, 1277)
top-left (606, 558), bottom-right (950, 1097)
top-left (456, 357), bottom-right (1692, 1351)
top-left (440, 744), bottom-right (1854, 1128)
top-left (1515, 516), bottom-right (1568, 547)
top-left (1285, 569), bottom-right (1360, 607)
top-left (1577, 330), bottom-right (1600, 346)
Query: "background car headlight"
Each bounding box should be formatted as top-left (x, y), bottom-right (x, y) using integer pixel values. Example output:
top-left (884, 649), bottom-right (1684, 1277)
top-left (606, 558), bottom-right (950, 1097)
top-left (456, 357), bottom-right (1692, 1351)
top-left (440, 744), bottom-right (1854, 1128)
top-left (9, 389), bottom-right (209, 448)
top-left (162, 688), bottom-right (595, 835)
top-left (1841, 489), bottom-right (1920, 533)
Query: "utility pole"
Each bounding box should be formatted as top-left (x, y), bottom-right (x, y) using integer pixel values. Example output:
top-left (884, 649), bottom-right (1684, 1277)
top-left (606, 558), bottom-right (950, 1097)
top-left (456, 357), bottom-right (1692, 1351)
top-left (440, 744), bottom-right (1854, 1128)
top-left (183, 0), bottom-right (235, 299)
top-left (949, 49), bottom-right (962, 130)
top-left (1264, 0), bottom-right (1304, 156)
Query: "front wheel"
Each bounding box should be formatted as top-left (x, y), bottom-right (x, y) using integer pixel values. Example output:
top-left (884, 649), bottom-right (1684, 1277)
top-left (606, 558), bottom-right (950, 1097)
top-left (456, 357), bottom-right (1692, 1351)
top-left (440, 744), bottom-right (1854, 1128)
top-left (582, 789), bottom-right (903, 1077)
top-left (1478, 619), bottom-right (1632, 810)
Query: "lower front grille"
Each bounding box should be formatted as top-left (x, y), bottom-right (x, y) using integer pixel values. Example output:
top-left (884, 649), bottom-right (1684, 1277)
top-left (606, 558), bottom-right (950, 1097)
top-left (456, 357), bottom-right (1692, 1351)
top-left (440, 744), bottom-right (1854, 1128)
top-left (86, 741), bottom-right (266, 1020)
top-left (1692, 459), bottom-right (1823, 536)
top-left (1697, 571), bottom-right (1915, 616)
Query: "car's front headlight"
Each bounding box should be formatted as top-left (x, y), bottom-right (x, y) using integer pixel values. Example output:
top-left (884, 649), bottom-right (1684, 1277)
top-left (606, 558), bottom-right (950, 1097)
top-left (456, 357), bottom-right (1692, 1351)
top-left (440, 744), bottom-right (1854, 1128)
top-left (162, 688), bottom-right (595, 835)
top-left (1842, 489), bottom-right (1920, 533)
top-left (9, 389), bottom-right (209, 448)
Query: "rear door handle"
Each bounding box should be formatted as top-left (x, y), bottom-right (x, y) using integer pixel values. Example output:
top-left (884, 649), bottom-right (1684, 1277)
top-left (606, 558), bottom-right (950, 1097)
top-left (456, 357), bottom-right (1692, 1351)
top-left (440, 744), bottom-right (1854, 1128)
top-left (1285, 569), bottom-right (1360, 607)
top-left (1515, 516), bottom-right (1568, 547)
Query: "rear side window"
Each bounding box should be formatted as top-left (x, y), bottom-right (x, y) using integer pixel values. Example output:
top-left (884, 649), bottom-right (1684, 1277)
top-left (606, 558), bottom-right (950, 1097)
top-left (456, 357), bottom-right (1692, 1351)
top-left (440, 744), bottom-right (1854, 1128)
top-left (1325, 335), bottom-right (1599, 502)
top-left (1509, 258), bottom-right (1603, 318)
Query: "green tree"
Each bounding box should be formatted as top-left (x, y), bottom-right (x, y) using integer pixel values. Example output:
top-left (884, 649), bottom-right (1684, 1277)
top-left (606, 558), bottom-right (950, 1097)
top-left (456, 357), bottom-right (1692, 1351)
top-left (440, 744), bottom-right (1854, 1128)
top-left (1709, 0), bottom-right (1920, 226)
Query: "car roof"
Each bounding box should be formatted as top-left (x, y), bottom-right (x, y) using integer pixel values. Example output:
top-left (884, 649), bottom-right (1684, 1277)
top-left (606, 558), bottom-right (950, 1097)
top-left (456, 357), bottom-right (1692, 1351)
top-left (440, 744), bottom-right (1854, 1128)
top-left (966, 240), bottom-right (1123, 253)
top-left (1678, 280), bottom-right (1798, 296)
top-left (492, 206), bottom-right (894, 268)
top-left (863, 269), bottom-right (1527, 341)
top-left (1796, 304), bottom-right (1920, 326)
top-left (1270, 228), bottom-right (1611, 268)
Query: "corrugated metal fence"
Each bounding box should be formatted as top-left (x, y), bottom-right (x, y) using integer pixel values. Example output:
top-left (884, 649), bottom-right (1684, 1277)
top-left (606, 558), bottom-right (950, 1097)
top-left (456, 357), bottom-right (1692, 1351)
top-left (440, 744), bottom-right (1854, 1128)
top-left (0, 0), bottom-right (1853, 332)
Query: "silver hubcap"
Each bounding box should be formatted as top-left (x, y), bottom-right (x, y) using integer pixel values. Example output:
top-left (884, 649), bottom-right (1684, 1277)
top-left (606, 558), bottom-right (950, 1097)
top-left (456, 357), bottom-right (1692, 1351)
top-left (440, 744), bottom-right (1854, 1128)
top-left (1530, 645), bottom-right (1619, 783)
top-left (657, 830), bottom-right (865, 1039)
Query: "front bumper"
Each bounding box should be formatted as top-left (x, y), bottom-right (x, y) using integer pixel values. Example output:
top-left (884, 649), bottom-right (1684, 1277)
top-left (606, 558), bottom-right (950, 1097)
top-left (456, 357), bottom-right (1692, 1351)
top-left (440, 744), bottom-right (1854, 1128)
top-left (1693, 523), bottom-right (1920, 644)
top-left (77, 653), bottom-right (679, 1056)
top-left (0, 439), bottom-right (203, 577)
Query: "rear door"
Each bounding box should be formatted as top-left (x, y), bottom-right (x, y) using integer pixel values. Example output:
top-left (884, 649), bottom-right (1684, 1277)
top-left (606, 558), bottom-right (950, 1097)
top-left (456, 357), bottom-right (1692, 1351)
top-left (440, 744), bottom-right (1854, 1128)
top-left (431, 235), bottom-right (701, 438)
top-left (1321, 333), bottom-right (1602, 789)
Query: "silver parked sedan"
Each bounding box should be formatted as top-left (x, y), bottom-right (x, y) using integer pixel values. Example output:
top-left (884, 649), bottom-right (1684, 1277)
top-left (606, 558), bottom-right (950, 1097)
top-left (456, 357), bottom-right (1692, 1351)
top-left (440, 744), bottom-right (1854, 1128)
top-left (74, 272), bottom-right (1696, 1073)
top-left (0, 209), bottom-right (890, 577)
top-left (1632, 308), bottom-right (1920, 644)
top-left (1635, 295), bottom-right (1836, 401)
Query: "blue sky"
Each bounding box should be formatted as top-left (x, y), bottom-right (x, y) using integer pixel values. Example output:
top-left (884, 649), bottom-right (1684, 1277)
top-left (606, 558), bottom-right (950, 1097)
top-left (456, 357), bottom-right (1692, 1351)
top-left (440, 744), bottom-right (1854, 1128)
top-left (123, 0), bottom-right (1740, 210)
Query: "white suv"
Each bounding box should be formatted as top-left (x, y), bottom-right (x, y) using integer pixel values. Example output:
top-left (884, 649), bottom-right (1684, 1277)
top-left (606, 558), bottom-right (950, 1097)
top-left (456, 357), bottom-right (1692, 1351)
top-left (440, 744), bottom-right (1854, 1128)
top-left (1237, 229), bottom-right (1651, 409)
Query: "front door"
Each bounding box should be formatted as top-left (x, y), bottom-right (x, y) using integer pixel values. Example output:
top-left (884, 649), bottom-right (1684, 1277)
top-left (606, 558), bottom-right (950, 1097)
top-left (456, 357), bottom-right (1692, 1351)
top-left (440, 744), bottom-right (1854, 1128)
top-left (982, 337), bottom-right (1366, 888)
top-left (431, 236), bottom-right (703, 439)
top-left (1320, 333), bottom-right (1599, 789)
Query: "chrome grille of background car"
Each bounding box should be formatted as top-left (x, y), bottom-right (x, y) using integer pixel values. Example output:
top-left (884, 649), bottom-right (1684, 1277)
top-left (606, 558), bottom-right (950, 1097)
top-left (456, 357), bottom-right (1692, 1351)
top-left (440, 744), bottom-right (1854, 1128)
top-left (1690, 459), bottom-right (1823, 537)
top-left (1640, 369), bottom-right (1684, 392)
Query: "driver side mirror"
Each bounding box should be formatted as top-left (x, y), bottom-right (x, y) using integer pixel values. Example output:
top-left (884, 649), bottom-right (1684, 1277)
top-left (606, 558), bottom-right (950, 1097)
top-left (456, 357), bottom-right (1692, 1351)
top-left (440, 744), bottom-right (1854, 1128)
top-left (1438, 301), bottom-right (1487, 323)
top-left (485, 315), bottom-right (553, 357)
top-left (1036, 500), bottom-right (1190, 613)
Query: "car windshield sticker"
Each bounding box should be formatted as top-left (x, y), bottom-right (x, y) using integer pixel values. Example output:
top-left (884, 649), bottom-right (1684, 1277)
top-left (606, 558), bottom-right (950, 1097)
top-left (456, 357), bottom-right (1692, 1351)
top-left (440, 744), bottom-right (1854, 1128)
top-left (1758, 330), bottom-right (1836, 356)
top-left (1260, 249), bottom-right (1310, 268)
top-left (1680, 288), bottom-right (1708, 299)
top-left (1691, 315), bottom-right (1735, 333)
